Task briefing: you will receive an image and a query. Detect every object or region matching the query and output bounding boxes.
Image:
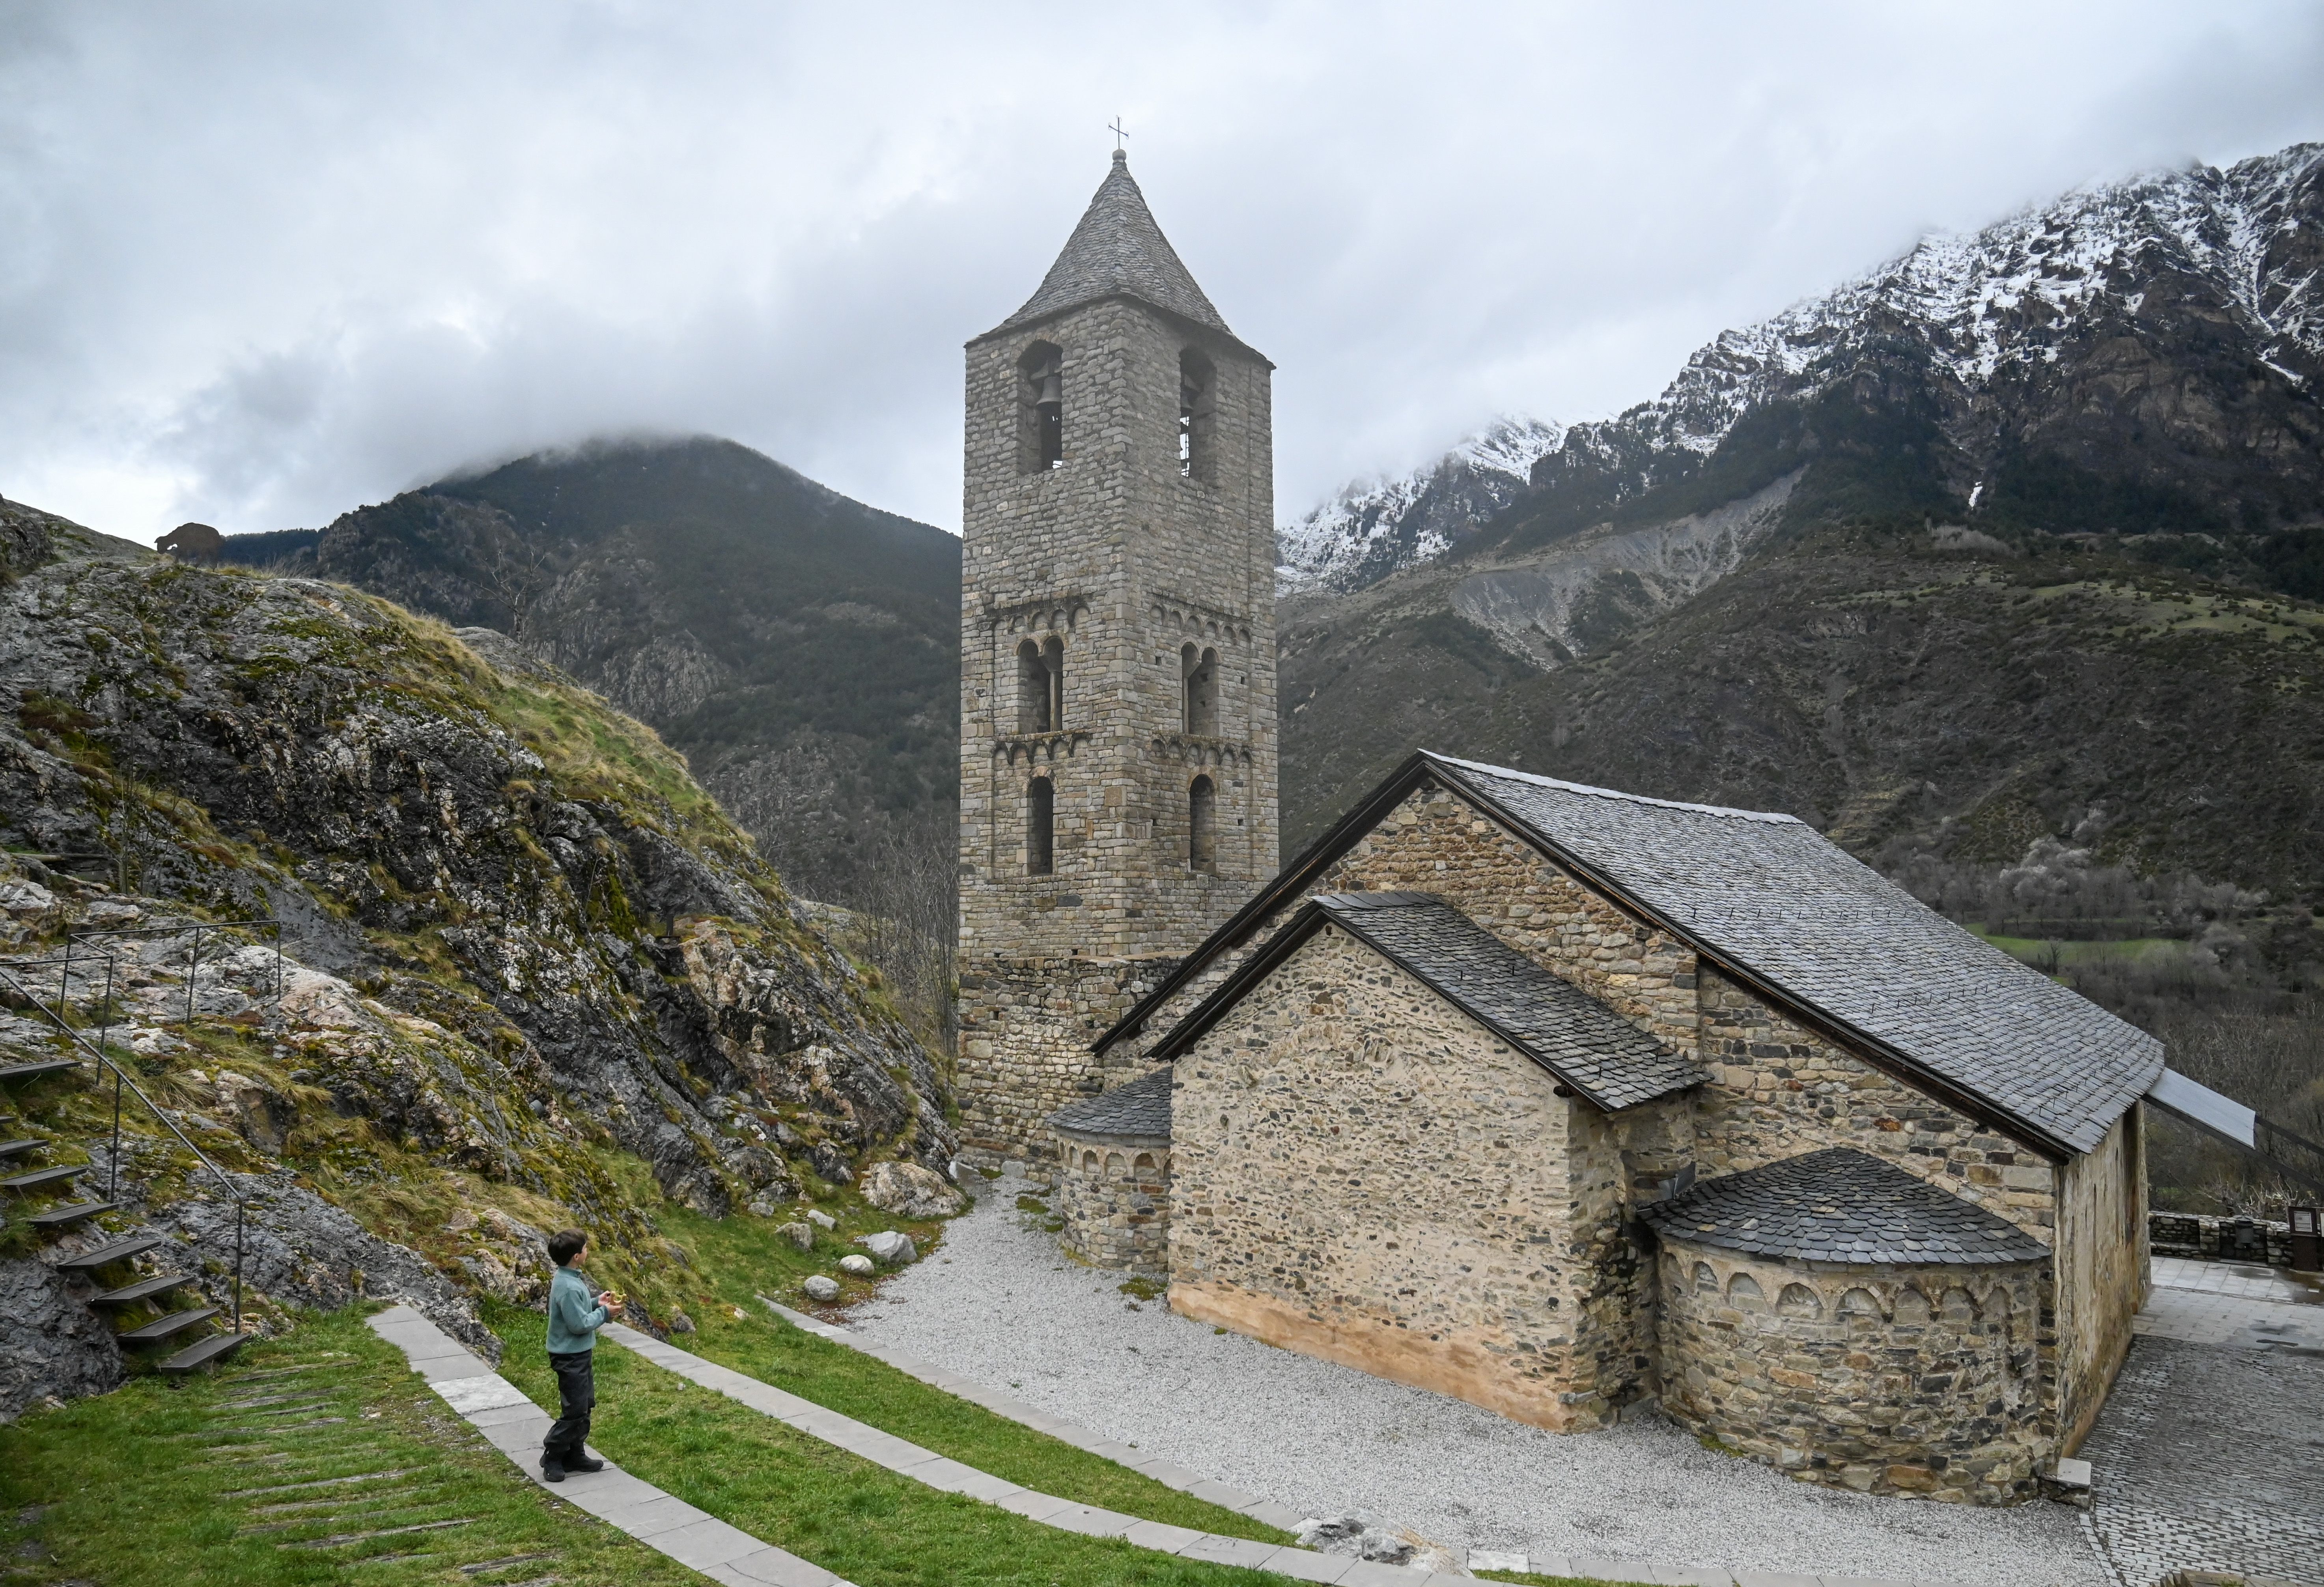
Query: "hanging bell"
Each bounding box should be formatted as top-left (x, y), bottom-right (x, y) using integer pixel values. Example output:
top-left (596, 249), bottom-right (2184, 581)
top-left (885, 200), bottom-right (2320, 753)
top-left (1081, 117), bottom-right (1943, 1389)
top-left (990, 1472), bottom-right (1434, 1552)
top-left (1038, 372), bottom-right (1062, 407)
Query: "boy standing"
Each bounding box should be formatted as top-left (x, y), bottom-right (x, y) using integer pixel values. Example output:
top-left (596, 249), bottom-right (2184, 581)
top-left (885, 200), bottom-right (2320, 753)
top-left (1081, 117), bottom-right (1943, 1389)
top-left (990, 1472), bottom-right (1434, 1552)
top-left (542, 1229), bottom-right (620, 1482)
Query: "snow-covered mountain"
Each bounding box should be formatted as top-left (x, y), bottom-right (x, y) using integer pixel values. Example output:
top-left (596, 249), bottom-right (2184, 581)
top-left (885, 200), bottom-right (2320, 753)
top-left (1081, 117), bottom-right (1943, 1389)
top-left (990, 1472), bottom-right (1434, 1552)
top-left (1275, 416), bottom-right (1563, 594)
top-left (1517, 142), bottom-right (2324, 547)
top-left (1287, 143), bottom-right (2323, 596)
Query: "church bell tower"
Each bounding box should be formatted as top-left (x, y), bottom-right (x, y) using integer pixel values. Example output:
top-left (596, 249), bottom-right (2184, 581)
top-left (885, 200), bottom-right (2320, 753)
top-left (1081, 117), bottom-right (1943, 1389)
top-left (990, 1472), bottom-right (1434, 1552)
top-left (956, 150), bottom-right (1279, 1163)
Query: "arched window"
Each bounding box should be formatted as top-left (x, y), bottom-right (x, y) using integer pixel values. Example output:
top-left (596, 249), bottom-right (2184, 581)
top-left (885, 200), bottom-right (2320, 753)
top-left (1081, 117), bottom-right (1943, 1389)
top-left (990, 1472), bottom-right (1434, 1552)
top-left (1182, 644), bottom-right (1217, 736)
top-left (1188, 776), bottom-right (1216, 873)
top-left (1018, 342), bottom-right (1064, 472)
top-left (1043, 635), bottom-right (1064, 729)
top-left (1179, 348), bottom-right (1215, 480)
top-left (1026, 777), bottom-right (1054, 876)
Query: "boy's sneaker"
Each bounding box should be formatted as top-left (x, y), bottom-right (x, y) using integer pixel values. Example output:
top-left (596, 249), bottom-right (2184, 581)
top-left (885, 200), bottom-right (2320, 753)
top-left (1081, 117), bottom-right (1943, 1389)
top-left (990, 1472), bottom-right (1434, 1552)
top-left (566, 1454), bottom-right (606, 1474)
top-left (540, 1458), bottom-right (566, 1483)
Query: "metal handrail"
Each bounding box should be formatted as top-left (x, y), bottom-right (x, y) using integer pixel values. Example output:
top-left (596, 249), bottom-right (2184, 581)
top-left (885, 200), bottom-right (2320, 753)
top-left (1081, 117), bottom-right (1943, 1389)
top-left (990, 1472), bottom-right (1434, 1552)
top-left (0, 959), bottom-right (250, 1333)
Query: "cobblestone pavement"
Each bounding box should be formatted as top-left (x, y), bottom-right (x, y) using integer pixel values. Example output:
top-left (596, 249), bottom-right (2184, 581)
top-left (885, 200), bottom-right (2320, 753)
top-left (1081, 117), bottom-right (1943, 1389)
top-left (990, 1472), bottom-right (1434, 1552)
top-left (2079, 1260), bottom-right (2324, 1586)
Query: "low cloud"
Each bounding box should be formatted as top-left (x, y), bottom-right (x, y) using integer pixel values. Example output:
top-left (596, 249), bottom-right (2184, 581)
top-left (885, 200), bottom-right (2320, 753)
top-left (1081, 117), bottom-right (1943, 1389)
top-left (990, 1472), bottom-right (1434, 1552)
top-left (2, 2), bottom-right (2320, 541)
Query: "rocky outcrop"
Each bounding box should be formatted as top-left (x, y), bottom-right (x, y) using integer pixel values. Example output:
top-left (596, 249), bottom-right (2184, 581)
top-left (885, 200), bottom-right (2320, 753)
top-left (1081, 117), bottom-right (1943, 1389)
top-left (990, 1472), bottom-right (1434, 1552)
top-left (0, 515), bottom-right (953, 1261)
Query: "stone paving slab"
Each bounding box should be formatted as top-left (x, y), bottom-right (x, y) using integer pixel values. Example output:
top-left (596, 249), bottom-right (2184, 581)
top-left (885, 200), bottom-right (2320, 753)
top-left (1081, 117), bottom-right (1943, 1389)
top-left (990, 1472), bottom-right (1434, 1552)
top-left (363, 1305), bottom-right (854, 1587)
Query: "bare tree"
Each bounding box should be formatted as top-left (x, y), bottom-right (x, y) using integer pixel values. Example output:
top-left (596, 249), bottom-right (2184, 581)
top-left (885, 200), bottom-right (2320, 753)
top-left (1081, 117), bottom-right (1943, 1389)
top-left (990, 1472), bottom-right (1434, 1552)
top-left (478, 536), bottom-right (558, 646)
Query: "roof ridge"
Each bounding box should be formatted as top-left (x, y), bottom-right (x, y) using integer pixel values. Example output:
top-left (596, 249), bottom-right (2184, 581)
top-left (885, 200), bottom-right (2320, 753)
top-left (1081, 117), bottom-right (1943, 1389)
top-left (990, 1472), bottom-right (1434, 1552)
top-left (1427, 751), bottom-right (1805, 825)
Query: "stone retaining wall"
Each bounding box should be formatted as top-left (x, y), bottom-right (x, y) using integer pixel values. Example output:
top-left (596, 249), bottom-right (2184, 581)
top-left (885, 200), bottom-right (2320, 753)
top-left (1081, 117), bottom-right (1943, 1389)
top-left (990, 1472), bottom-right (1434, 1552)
top-left (1656, 1237), bottom-right (2049, 1505)
top-left (2150, 1210), bottom-right (2309, 1268)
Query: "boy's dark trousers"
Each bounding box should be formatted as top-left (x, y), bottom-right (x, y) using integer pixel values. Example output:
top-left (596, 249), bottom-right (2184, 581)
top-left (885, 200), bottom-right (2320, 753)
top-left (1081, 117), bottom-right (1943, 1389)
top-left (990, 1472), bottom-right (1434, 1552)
top-left (544, 1349), bottom-right (594, 1465)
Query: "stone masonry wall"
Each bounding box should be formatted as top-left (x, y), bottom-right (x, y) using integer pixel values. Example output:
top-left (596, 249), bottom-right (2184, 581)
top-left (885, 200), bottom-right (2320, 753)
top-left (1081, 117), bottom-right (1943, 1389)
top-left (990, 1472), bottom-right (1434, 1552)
top-left (1168, 922), bottom-right (1641, 1430)
top-left (957, 280), bottom-right (1279, 1163)
top-left (2053, 1107), bottom-right (2147, 1454)
top-left (1114, 781), bottom-right (1701, 1082)
top-left (956, 956), bottom-right (1172, 1167)
top-left (1657, 1240), bottom-right (2049, 1504)
top-left (1053, 1131), bottom-right (1171, 1273)
top-left (1691, 966), bottom-right (2056, 1238)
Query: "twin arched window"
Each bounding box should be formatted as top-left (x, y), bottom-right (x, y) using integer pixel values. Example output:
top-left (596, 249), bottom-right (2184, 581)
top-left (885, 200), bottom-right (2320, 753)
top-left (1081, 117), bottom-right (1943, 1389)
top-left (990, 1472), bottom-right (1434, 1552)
top-left (1018, 636), bottom-right (1064, 734)
top-left (1181, 644), bottom-right (1217, 736)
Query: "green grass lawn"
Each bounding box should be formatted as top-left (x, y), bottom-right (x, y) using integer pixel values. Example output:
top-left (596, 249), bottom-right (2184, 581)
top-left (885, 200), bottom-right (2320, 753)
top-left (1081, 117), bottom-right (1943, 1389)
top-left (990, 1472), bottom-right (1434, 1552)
top-left (0, 1308), bottom-right (698, 1587)
top-left (486, 1301), bottom-right (1297, 1587)
top-left (1969, 926), bottom-right (2177, 966)
top-left (617, 1201), bottom-right (1295, 1544)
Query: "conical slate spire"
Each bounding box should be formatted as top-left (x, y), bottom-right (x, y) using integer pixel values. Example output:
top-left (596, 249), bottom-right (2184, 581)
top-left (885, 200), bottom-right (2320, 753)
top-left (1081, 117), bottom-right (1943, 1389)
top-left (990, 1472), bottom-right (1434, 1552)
top-left (997, 150), bottom-right (1234, 337)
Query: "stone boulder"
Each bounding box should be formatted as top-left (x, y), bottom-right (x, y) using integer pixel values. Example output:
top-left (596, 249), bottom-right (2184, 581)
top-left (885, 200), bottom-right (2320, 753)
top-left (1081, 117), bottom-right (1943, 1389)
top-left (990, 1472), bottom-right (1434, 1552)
top-left (805, 1208), bottom-right (836, 1231)
top-left (777, 1222), bottom-right (814, 1253)
top-left (862, 1160), bottom-right (965, 1219)
top-left (803, 1275), bottom-right (840, 1300)
top-left (855, 1230), bottom-right (917, 1266)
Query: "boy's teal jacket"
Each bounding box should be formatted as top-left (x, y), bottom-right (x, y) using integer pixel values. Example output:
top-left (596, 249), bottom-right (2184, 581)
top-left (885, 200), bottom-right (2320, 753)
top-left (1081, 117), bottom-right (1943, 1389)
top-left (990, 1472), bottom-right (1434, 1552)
top-left (547, 1266), bottom-right (609, 1354)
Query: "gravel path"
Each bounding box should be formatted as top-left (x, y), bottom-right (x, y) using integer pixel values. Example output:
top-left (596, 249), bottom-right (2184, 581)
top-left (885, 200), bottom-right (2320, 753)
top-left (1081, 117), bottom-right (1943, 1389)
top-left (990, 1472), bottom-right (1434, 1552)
top-left (844, 1171), bottom-right (2105, 1585)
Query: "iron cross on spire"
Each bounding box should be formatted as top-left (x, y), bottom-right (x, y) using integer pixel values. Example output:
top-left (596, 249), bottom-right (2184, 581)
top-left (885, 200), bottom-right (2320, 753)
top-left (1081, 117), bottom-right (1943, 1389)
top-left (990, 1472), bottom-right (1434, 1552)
top-left (1108, 118), bottom-right (1127, 151)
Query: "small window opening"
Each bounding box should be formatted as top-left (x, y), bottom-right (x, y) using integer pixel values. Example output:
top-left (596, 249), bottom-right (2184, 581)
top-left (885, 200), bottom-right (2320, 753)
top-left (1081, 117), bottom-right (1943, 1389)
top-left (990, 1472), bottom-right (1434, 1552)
top-left (1018, 342), bottom-right (1064, 472)
top-left (1188, 775), bottom-right (1216, 872)
top-left (1178, 348), bottom-right (1215, 480)
top-left (1026, 777), bottom-right (1054, 876)
top-left (1181, 644), bottom-right (1217, 735)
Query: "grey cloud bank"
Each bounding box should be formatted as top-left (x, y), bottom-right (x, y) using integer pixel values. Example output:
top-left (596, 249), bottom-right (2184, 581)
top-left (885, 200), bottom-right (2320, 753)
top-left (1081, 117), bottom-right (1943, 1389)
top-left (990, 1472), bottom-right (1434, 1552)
top-left (2, 1), bottom-right (2320, 543)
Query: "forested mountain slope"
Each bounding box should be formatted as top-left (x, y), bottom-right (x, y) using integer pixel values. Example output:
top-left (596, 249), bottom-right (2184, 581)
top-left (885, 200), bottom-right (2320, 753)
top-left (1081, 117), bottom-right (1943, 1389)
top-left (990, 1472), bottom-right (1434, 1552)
top-left (221, 437), bottom-right (962, 905)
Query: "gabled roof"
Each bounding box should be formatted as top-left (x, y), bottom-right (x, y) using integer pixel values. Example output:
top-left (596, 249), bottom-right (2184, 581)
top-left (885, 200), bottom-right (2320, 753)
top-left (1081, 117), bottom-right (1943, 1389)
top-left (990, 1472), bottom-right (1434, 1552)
top-left (979, 151), bottom-right (1259, 357)
top-left (1098, 750), bottom-right (2165, 1159)
top-left (1639, 1147), bottom-right (2051, 1266)
top-left (1148, 891), bottom-right (1702, 1113)
top-left (1047, 1066), bottom-right (1173, 1141)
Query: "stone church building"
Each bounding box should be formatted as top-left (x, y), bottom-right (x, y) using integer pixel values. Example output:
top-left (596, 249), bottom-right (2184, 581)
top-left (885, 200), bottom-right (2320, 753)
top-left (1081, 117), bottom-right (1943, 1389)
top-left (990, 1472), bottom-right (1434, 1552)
top-left (958, 158), bottom-right (2160, 1505)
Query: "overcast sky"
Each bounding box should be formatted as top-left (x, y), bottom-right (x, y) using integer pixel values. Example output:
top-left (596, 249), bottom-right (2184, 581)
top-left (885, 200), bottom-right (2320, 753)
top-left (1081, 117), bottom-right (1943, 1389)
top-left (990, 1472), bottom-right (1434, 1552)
top-left (3, 2), bottom-right (2320, 544)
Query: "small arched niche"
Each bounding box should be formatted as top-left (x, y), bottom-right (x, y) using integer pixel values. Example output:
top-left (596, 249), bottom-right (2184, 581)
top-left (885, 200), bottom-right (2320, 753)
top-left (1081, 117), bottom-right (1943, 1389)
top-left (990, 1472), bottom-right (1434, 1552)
top-left (1893, 1287), bottom-right (1934, 1325)
top-left (1726, 1272), bottom-right (1766, 1310)
top-left (1777, 1282), bottom-right (1823, 1319)
top-left (1692, 1261), bottom-right (1719, 1295)
top-left (1132, 1152), bottom-right (1156, 1171)
top-left (1941, 1287), bottom-right (1980, 1324)
top-left (1839, 1287), bottom-right (1884, 1326)
top-left (1018, 342), bottom-right (1064, 472)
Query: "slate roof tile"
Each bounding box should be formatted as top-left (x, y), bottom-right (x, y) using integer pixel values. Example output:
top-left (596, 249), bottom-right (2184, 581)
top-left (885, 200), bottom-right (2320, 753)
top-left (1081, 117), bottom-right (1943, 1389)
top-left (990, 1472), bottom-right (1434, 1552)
top-left (1312, 891), bottom-right (1702, 1111)
top-left (1046, 1066), bottom-right (1172, 1140)
top-left (991, 151), bottom-right (1236, 340)
top-left (1639, 1147), bottom-right (2051, 1266)
top-left (1432, 754), bottom-right (2164, 1154)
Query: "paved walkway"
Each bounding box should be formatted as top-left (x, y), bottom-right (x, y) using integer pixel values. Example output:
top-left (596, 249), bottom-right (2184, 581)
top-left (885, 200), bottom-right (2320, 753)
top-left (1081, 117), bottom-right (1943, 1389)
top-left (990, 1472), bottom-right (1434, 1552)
top-left (2081, 1259), bottom-right (2324, 1587)
top-left (365, 1304), bottom-right (853, 1587)
top-left (609, 1317), bottom-right (1445, 1585)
